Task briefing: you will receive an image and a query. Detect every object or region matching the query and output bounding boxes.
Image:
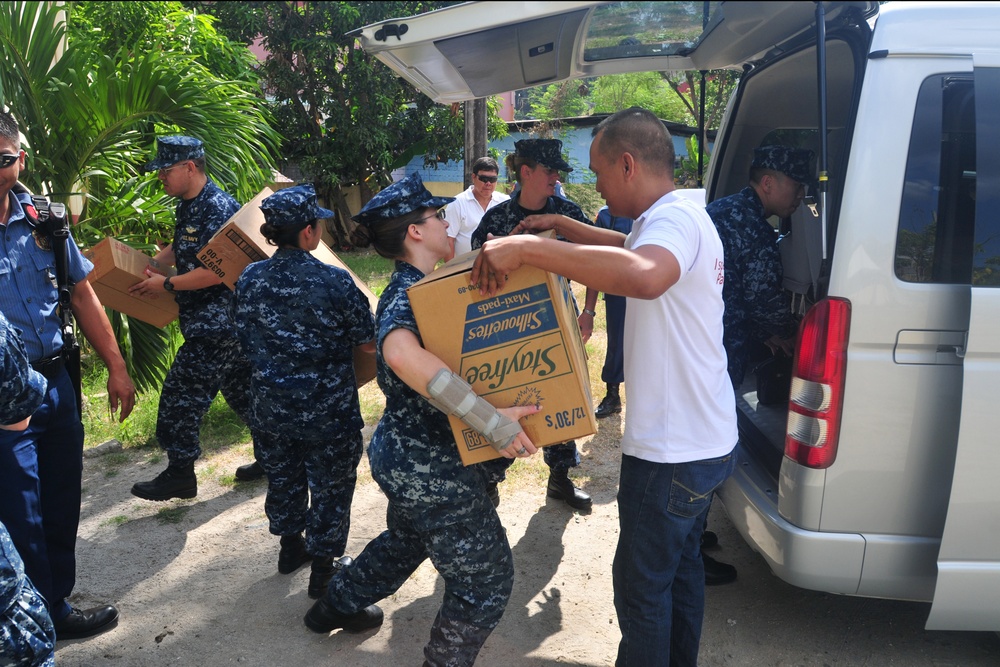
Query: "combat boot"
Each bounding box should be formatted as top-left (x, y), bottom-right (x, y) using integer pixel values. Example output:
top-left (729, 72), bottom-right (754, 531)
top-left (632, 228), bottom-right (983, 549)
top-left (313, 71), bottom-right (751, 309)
top-left (546, 468), bottom-right (592, 511)
top-left (308, 555), bottom-right (353, 599)
top-left (594, 383), bottom-right (622, 418)
top-left (278, 533), bottom-right (312, 574)
top-left (304, 597), bottom-right (383, 634)
top-left (130, 463), bottom-right (197, 501)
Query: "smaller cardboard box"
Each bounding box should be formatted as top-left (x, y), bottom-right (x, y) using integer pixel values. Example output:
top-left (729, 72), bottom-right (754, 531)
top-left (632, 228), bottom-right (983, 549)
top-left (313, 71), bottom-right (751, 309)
top-left (407, 252), bottom-right (596, 465)
top-left (84, 237), bottom-right (178, 328)
top-left (198, 188), bottom-right (378, 387)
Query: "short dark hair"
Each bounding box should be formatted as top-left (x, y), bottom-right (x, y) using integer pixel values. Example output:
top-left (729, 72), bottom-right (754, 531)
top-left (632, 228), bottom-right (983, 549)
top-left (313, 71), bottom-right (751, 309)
top-left (593, 107), bottom-right (674, 177)
top-left (472, 156), bottom-right (499, 174)
top-left (0, 110), bottom-right (20, 147)
top-left (504, 154), bottom-right (537, 184)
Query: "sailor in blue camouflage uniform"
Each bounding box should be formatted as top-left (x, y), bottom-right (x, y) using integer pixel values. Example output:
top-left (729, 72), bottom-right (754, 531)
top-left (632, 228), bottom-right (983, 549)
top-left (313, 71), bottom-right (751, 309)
top-left (0, 312), bottom-right (54, 667)
top-left (129, 135), bottom-right (262, 501)
top-left (304, 173), bottom-right (540, 667)
top-left (706, 145), bottom-right (809, 388)
top-left (233, 184), bottom-right (375, 598)
top-left (471, 138), bottom-right (593, 511)
top-left (700, 145), bottom-right (810, 587)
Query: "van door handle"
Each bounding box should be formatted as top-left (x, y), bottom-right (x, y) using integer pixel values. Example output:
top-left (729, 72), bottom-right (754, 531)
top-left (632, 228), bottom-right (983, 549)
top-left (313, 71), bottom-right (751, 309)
top-left (895, 330), bottom-right (967, 365)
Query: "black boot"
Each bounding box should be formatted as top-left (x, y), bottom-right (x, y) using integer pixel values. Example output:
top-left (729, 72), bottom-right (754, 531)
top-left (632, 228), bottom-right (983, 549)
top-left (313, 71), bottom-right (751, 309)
top-left (594, 383), bottom-right (622, 418)
top-left (131, 463), bottom-right (197, 501)
top-left (546, 469), bottom-right (592, 511)
top-left (304, 597), bottom-right (383, 634)
top-left (278, 533), bottom-right (312, 574)
top-left (308, 555), bottom-right (353, 599)
top-left (703, 552), bottom-right (737, 586)
top-left (234, 460), bottom-right (265, 482)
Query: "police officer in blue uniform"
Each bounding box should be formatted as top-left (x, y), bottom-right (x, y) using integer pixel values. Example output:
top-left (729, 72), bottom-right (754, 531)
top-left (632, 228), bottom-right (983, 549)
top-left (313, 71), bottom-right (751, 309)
top-left (471, 138), bottom-right (593, 511)
top-left (304, 173), bottom-right (540, 667)
top-left (0, 109), bottom-right (135, 640)
top-left (0, 311), bottom-right (55, 666)
top-left (129, 136), bottom-right (262, 501)
top-left (702, 145), bottom-right (810, 586)
top-left (233, 185), bottom-right (375, 598)
top-left (588, 206), bottom-right (634, 419)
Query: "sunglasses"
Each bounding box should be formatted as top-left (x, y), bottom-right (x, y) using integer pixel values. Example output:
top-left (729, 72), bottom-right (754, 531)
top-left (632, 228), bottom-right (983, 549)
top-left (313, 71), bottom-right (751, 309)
top-left (417, 209), bottom-right (447, 223)
top-left (476, 174), bottom-right (498, 184)
top-left (0, 152), bottom-right (21, 169)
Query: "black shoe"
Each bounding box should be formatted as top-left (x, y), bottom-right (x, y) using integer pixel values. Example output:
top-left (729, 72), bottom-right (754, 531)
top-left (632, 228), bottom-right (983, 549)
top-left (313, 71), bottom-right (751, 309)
top-left (308, 555), bottom-right (353, 600)
top-left (486, 483), bottom-right (500, 508)
top-left (278, 534), bottom-right (312, 574)
top-left (54, 604), bottom-right (119, 640)
top-left (130, 465), bottom-right (196, 501)
top-left (234, 461), bottom-right (265, 482)
top-left (703, 553), bottom-right (737, 586)
top-left (701, 530), bottom-right (719, 550)
top-left (594, 390), bottom-right (622, 419)
top-left (546, 471), bottom-right (592, 511)
top-left (304, 597), bottom-right (384, 634)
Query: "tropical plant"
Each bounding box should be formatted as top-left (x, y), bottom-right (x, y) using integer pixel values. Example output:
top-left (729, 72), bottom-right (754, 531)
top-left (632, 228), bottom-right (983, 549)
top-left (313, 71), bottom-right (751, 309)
top-left (0, 1), bottom-right (280, 390)
top-left (198, 1), bottom-right (507, 248)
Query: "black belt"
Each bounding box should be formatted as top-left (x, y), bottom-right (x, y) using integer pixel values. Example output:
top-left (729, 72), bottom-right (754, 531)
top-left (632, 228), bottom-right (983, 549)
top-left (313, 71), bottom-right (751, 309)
top-left (30, 352), bottom-right (65, 380)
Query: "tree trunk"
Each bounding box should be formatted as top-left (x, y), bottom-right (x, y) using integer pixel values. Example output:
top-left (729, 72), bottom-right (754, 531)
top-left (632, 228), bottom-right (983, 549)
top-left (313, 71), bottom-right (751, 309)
top-left (464, 98), bottom-right (488, 188)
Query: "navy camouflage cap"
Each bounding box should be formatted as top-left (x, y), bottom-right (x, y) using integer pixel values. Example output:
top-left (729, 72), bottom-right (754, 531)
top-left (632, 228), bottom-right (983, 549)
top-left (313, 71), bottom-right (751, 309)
top-left (751, 145), bottom-right (815, 185)
top-left (514, 138), bottom-right (572, 173)
top-left (260, 184), bottom-right (334, 228)
top-left (143, 135), bottom-right (206, 172)
top-left (352, 173), bottom-right (454, 227)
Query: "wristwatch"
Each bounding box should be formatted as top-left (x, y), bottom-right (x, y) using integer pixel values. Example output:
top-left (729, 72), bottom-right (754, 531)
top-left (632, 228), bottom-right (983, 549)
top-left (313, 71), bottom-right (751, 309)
top-left (582, 308), bottom-right (596, 317)
top-left (163, 277), bottom-right (176, 293)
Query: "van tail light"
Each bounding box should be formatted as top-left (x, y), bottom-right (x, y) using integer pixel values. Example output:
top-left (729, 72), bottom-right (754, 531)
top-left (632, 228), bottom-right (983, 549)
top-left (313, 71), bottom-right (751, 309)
top-left (784, 298), bottom-right (851, 469)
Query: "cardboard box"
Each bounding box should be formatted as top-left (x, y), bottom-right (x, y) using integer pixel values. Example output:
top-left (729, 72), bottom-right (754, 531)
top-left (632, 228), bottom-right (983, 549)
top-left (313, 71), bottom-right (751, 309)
top-left (84, 237), bottom-right (178, 328)
top-left (198, 188), bottom-right (379, 387)
top-left (407, 252), bottom-right (596, 465)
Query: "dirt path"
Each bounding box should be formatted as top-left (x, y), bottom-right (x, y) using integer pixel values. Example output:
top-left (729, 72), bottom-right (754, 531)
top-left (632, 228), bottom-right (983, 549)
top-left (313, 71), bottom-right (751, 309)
top-left (54, 414), bottom-right (1000, 666)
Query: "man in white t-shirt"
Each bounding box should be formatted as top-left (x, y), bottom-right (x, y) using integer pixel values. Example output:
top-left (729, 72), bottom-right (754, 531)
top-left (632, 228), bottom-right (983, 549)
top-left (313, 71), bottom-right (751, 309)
top-left (443, 156), bottom-right (509, 259)
top-left (470, 107), bottom-right (737, 667)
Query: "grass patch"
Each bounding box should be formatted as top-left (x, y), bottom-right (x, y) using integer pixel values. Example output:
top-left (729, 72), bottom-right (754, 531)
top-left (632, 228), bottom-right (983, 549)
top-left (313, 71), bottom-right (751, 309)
top-left (156, 506), bottom-right (190, 525)
top-left (104, 515), bottom-right (130, 527)
top-left (339, 248), bottom-right (394, 297)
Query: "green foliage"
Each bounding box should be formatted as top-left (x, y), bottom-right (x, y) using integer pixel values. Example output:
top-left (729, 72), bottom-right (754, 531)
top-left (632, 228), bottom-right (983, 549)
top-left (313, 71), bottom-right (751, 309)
top-left (198, 1), bottom-right (505, 245)
top-left (0, 1), bottom-right (280, 390)
top-left (526, 80), bottom-right (592, 121)
top-left (590, 72), bottom-right (688, 121)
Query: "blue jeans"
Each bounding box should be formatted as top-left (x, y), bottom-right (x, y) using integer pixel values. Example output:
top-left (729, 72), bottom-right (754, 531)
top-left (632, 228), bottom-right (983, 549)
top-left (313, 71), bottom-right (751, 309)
top-left (613, 451), bottom-right (736, 667)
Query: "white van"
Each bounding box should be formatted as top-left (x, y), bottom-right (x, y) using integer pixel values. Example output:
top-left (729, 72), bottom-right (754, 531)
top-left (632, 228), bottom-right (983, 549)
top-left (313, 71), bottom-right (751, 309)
top-left (354, 1), bottom-right (1000, 631)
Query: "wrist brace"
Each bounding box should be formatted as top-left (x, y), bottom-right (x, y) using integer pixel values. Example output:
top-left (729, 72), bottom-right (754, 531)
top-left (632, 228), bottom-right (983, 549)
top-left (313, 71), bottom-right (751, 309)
top-left (426, 369), bottom-right (523, 452)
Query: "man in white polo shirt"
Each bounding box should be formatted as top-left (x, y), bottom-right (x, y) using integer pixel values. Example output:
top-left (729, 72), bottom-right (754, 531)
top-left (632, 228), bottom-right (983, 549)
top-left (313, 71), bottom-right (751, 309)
top-left (443, 156), bottom-right (509, 259)
top-left (470, 107), bottom-right (737, 667)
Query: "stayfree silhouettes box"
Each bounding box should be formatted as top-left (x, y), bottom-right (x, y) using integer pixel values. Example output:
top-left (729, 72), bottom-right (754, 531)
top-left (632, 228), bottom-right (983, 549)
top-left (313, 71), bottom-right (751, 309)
top-left (407, 251), bottom-right (596, 465)
top-left (84, 237), bottom-right (178, 328)
top-left (197, 188), bottom-right (379, 387)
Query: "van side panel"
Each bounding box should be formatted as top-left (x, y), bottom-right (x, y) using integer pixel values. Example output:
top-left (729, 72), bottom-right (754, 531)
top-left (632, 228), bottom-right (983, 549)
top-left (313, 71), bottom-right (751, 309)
top-left (816, 52), bottom-right (969, 540)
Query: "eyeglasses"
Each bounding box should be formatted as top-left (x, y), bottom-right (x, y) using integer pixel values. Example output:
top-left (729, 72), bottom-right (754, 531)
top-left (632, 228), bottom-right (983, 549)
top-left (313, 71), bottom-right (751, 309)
top-left (475, 174), bottom-right (498, 184)
top-left (417, 209), bottom-right (446, 223)
top-left (0, 152), bottom-right (21, 169)
top-left (158, 161), bottom-right (191, 176)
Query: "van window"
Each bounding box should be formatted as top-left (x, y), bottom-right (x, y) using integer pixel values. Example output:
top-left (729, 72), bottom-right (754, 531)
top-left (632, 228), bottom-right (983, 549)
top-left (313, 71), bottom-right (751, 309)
top-left (972, 67), bottom-right (1000, 286)
top-left (895, 75), bottom-right (975, 284)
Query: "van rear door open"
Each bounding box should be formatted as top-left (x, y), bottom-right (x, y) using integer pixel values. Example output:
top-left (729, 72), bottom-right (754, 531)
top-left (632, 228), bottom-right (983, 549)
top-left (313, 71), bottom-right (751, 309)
top-left (926, 61), bottom-right (1000, 631)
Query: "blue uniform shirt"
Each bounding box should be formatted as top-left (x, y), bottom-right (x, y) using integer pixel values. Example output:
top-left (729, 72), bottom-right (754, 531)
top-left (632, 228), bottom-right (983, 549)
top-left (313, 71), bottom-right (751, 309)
top-left (367, 261), bottom-right (492, 532)
top-left (173, 179), bottom-right (240, 338)
top-left (470, 191), bottom-right (591, 250)
top-left (595, 205), bottom-right (634, 236)
top-left (0, 191), bottom-right (92, 361)
top-left (707, 186), bottom-right (798, 386)
top-left (234, 248), bottom-right (375, 438)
